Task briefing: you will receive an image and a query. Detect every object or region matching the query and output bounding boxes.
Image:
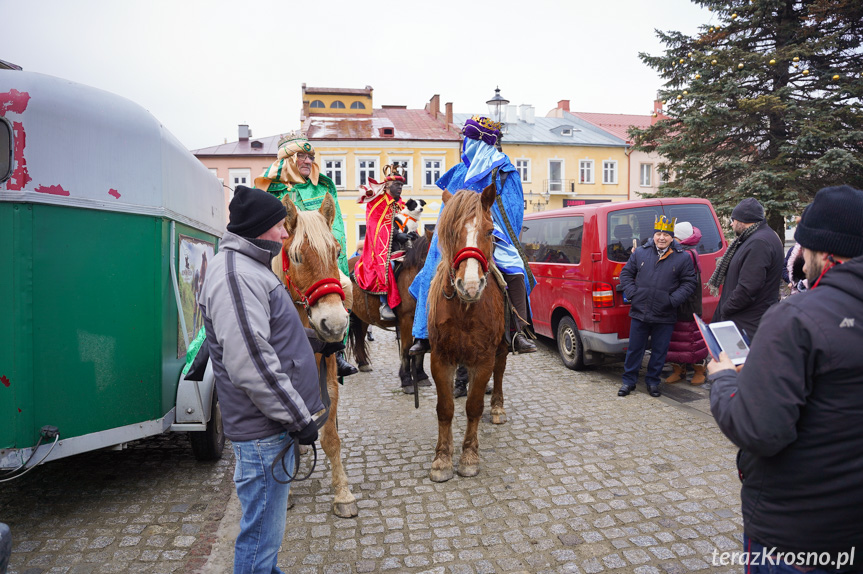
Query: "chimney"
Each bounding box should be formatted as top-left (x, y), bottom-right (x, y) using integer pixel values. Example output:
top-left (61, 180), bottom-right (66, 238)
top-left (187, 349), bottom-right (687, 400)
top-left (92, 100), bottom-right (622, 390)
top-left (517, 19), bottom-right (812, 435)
top-left (238, 124), bottom-right (250, 141)
top-left (557, 99), bottom-right (570, 112)
top-left (445, 102), bottom-right (453, 127)
top-left (428, 94), bottom-right (440, 119)
top-left (519, 104), bottom-right (535, 125)
top-left (505, 104), bottom-right (518, 124)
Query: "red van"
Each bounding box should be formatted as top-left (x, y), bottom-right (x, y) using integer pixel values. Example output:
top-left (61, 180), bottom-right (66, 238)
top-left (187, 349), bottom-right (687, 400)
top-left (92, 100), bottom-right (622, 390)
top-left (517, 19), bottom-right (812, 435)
top-left (520, 198), bottom-right (728, 369)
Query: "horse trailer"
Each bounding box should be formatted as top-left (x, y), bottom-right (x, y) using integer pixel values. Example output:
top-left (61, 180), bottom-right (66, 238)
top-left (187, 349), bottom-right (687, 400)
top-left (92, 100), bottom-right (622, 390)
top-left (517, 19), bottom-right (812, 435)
top-left (0, 68), bottom-right (226, 476)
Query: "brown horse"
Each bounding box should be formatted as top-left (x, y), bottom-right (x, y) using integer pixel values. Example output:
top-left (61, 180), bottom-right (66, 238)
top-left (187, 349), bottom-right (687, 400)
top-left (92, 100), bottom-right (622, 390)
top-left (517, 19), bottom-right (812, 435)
top-left (272, 193), bottom-right (358, 518)
top-left (427, 185), bottom-right (508, 483)
top-left (347, 230), bottom-right (432, 392)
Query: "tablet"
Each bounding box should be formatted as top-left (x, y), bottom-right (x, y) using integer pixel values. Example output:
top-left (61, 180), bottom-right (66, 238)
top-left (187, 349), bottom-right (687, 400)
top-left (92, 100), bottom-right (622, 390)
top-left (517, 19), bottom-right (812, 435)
top-left (693, 315), bottom-right (749, 365)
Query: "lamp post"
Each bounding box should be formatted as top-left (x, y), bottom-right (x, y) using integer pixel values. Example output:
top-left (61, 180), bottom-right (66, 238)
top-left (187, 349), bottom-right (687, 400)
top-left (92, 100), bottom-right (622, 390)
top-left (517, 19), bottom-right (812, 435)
top-left (486, 86), bottom-right (509, 125)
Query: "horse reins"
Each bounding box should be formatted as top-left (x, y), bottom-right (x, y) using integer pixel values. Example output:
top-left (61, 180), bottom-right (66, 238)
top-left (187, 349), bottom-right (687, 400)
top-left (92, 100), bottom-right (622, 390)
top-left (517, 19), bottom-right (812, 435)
top-left (281, 248), bottom-right (345, 313)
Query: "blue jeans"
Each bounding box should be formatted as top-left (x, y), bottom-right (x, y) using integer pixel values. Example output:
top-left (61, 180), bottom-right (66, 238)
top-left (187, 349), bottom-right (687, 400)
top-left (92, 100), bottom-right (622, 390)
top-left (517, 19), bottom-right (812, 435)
top-left (740, 535), bottom-right (859, 573)
top-left (232, 432), bottom-right (294, 574)
top-left (622, 318), bottom-right (675, 389)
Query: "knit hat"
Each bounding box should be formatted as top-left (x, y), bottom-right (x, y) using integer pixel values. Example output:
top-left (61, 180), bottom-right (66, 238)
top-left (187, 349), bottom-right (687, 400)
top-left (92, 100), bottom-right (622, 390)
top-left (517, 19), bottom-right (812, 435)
top-left (731, 197), bottom-right (765, 223)
top-left (227, 185), bottom-right (287, 239)
top-left (675, 221), bottom-right (694, 241)
top-left (794, 185), bottom-right (863, 258)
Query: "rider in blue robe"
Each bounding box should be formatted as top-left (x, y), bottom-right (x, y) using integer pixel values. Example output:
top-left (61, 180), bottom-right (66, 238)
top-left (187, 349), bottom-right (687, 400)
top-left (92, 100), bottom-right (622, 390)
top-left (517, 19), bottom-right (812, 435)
top-left (409, 116), bottom-right (536, 355)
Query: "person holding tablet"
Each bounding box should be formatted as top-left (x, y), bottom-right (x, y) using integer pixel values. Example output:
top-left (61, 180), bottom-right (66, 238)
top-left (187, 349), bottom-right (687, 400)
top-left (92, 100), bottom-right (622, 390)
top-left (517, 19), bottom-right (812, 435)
top-left (708, 185), bottom-right (863, 573)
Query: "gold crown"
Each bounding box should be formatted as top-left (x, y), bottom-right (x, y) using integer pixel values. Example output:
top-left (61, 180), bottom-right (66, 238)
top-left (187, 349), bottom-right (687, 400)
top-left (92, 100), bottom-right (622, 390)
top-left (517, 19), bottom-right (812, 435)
top-left (383, 163), bottom-right (406, 182)
top-left (470, 115), bottom-right (503, 132)
top-left (277, 131), bottom-right (312, 151)
top-left (654, 215), bottom-right (677, 233)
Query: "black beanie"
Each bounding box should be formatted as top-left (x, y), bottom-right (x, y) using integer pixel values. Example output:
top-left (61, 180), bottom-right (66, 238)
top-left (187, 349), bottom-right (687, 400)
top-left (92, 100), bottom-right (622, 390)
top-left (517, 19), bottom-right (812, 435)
top-left (794, 185), bottom-right (863, 258)
top-left (227, 186), bottom-right (287, 239)
top-left (730, 197), bottom-right (765, 223)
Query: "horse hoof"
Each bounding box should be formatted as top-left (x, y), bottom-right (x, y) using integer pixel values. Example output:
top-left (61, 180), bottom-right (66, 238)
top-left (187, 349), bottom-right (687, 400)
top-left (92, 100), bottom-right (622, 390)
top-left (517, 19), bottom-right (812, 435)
top-left (429, 468), bottom-right (453, 483)
top-left (416, 378), bottom-right (432, 387)
top-left (401, 385), bottom-right (415, 394)
top-left (333, 501), bottom-right (359, 518)
top-left (458, 464), bottom-right (479, 477)
top-left (359, 364), bottom-right (373, 372)
top-left (491, 413), bottom-right (507, 425)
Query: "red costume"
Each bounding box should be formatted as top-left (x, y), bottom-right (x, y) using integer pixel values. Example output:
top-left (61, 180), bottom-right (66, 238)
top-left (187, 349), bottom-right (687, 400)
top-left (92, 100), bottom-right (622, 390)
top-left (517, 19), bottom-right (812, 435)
top-left (354, 171), bottom-right (405, 309)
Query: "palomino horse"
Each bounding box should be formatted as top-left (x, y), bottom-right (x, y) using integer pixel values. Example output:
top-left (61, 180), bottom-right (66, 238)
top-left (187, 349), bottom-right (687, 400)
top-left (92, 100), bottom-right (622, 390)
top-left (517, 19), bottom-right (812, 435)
top-left (427, 185), bottom-right (508, 482)
top-left (347, 230), bottom-right (432, 393)
top-left (272, 193), bottom-right (358, 518)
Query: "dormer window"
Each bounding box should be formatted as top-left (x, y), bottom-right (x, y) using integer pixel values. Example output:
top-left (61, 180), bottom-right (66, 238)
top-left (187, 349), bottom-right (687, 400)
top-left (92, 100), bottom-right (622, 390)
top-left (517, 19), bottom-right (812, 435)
top-left (310, 100), bottom-right (325, 108)
top-left (251, 140), bottom-right (263, 150)
top-left (350, 101), bottom-right (366, 109)
top-left (330, 100), bottom-right (346, 109)
top-left (381, 127), bottom-right (394, 137)
top-left (561, 128), bottom-right (573, 136)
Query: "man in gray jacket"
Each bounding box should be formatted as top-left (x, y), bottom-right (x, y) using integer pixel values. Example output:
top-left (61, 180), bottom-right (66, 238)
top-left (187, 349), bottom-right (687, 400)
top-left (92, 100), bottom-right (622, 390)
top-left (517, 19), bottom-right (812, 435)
top-left (198, 185), bottom-right (323, 574)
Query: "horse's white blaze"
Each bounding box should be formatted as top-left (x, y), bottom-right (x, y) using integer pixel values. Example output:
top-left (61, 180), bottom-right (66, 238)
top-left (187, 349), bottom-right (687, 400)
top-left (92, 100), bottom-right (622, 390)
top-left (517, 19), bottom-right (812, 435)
top-left (461, 218), bottom-right (481, 298)
top-left (309, 302), bottom-right (349, 343)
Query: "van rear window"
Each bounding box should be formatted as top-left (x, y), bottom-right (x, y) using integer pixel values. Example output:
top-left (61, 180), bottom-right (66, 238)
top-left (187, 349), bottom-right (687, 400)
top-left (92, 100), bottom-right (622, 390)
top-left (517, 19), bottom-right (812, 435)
top-left (521, 215), bottom-right (584, 264)
top-left (0, 119), bottom-right (11, 183)
top-left (607, 204), bottom-right (723, 262)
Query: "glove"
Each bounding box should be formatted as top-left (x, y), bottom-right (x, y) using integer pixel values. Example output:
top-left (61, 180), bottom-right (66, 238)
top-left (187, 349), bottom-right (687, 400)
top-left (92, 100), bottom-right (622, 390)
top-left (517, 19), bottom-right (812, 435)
top-left (394, 232), bottom-right (410, 243)
top-left (290, 419), bottom-right (318, 445)
top-left (407, 231), bottom-right (418, 241)
top-left (305, 327), bottom-right (345, 357)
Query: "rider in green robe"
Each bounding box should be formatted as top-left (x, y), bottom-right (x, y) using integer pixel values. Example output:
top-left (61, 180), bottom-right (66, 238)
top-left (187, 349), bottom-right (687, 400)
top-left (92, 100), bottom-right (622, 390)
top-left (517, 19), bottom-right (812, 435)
top-left (255, 132), bottom-right (357, 376)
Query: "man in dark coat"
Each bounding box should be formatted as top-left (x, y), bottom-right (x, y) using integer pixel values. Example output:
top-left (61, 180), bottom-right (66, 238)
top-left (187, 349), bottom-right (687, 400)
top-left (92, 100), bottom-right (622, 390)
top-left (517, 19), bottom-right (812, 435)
top-left (708, 185), bottom-right (863, 572)
top-left (708, 198), bottom-right (784, 339)
top-left (618, 216), bottom-right (697, 397)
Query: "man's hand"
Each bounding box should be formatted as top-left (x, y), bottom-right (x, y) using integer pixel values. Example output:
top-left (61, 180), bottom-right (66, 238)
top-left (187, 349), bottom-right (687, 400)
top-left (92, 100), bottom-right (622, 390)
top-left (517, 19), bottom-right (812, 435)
top-left (290, 419), bottom-right (318, 445)
top-left (305, 328), bottom-right (346, 357)
top-left (407, 231), bottom-right (418, 241)
top-left (394, 232), bottom-right (410, 243)
top-left (707, 352), bottom-right (744, 375)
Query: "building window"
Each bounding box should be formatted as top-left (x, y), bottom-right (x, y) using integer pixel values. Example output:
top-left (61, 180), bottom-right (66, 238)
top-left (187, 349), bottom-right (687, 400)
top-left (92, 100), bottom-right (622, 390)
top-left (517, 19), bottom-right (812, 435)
top-left (515, 159), bottom-right (531, 183)
top-left (324, 158), bottom-right (345, 188)
top-left (357, 159), bottom-right (376, 187)
top-left (389, 159), bottom-right (410, 186)
top-left (579, 160), bottom-right (594, 184)
top-left (330, 100), bottom-right (346, 109)
top-left (0, 119), bottom-right (10, 183)
top-left (424, 158), bottom-right (443, 186)
top-left (229, 168), bottom-right (251, 197)
top-left (350, 101), bottom-right (366, 109)
top-left (310, 100), bottom-right (325, 108)
top-left (548, 160), bottom-right (563, 192)
top-left (603, 160), bottom-right (618, 184)
top-left (640, 163), bottom-right (652, 187)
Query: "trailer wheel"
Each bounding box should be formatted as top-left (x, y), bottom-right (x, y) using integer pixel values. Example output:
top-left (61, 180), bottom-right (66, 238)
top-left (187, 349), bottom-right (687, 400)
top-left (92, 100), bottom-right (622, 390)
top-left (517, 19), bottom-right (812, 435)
top-left (190, 388), bottom-right (225, 461)
top-left (557, 316), bottom-right (586, 371)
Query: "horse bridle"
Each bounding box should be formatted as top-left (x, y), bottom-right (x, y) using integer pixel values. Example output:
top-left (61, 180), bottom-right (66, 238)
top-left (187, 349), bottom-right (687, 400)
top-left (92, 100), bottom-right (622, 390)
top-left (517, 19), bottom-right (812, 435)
top-left (444, 246), bottom-right (490, 300)
top-left (281, 248), bottom-right (345, 313)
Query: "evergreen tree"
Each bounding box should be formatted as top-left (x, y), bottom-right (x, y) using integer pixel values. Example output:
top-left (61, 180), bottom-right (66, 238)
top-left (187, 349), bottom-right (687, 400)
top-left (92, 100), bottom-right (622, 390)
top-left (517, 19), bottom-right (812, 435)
top-left (630, 0), bottom-right (863, 236)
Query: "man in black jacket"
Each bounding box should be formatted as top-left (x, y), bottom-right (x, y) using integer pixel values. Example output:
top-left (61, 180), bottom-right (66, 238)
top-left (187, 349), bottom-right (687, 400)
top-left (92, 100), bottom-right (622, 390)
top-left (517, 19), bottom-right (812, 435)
top-left (708, 185), bottom-right (863, 572)
top-left (618, 216), bottom-right (697, 397)
top-left (708, 197), bottom-right (784, 339)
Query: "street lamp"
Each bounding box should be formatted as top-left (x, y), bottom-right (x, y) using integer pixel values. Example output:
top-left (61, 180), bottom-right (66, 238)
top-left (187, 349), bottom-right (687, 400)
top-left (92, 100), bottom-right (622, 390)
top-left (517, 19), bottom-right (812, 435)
top-left (486, 86), bottom-right (509, 124)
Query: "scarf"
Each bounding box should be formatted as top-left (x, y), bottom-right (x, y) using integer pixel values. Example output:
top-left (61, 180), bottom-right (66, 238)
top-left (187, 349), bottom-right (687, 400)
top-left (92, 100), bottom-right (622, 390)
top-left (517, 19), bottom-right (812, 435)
top-left (707, 220), bottom-right (763, 296)
top-left (462, 138), bottom-right (507, 186)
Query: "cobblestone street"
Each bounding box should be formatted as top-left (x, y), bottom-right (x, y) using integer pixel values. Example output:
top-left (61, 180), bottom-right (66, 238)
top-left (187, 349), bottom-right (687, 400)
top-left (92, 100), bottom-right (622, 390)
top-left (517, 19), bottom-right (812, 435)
top-left (2, 332), bottom-right (743, 573)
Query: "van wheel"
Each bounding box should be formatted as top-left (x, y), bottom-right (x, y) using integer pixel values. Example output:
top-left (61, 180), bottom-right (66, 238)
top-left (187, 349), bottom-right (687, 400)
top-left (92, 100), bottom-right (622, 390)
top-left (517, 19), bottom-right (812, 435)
top-left (190, 389), bottom-right (225, 461)
top-left (557, 316), bottom-right (585, 371)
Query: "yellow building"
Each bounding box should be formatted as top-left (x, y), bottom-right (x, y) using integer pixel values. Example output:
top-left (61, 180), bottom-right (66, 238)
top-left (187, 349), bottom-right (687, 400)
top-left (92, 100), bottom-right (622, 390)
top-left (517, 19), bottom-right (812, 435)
top-left (192, 87), bottom-right (461, 254)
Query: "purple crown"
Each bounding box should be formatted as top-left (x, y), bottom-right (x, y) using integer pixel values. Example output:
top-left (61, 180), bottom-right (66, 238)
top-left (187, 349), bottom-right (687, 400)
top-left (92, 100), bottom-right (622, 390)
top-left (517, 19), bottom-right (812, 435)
top-left (462, 116), bottom-right (502, 146)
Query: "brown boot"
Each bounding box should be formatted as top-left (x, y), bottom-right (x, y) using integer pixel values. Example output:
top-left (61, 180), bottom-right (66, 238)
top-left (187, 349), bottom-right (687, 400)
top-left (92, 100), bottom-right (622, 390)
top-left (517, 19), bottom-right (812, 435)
top-left (690, 364), bottom-right (707, 386)
top-left (664, 364), bottom-right (686, 384)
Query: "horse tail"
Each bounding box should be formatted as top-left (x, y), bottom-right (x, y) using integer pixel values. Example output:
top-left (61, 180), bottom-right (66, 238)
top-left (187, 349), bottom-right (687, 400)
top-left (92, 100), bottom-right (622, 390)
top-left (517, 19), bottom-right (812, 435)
top-left (347, 312), bottom-right (368, 364)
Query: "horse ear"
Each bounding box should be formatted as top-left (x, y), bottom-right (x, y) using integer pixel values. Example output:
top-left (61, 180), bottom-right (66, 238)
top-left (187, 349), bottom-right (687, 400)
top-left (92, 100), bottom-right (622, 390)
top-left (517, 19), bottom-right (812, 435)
top-left (481, 182), bottom-right (496, 211)
top-left (442, 190), bottom-right (453, 204)
top-left (319, 193), bottom-right (336, 228)
top-left (282, 195), bottom-right (299, 234)
top-left (425, 228), bottom-right (434, 241)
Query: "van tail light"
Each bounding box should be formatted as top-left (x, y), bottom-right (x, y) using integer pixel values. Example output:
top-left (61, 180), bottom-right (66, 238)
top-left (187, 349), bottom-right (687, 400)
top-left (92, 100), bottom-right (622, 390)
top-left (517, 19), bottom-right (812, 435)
top-left (592, 282), bottom-right (614, 308)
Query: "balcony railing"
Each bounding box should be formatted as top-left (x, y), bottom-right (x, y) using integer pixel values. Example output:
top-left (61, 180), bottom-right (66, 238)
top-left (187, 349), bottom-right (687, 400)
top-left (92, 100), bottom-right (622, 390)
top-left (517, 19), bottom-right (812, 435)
top-left (543, 179), bottom-right (577, 194)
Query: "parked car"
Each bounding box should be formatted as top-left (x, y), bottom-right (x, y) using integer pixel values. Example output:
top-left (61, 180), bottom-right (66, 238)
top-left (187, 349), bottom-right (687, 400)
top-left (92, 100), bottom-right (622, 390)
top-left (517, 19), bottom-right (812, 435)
top-left (521, 198), bottom-right (728, 370)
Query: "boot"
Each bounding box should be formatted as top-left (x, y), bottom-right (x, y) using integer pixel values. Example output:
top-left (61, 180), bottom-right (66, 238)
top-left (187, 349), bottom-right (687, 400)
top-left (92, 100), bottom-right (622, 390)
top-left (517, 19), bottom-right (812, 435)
top-left (379, 302), bottom-right (396, 321)
top-left (409, 338), bottom-right (430, 356)
top-left (336, 352), bottom-right (358, 377)
top-left (690, 364), bottom-right (707, 386)
top-left (512, 333), bottom-right (537, 354)
top-left (453, 366), bottom-right (468, 398)
top-left (664, 364), bottom-right (686, 384)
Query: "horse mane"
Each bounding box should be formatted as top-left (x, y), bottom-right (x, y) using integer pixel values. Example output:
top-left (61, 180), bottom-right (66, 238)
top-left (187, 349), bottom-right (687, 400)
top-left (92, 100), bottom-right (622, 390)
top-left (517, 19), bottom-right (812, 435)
top-left (434, 190), bottom-right (485, 261)
top-left (272, 209), bottom-right (339, 282)
top-left (403, 234), bottom-right (430, 270)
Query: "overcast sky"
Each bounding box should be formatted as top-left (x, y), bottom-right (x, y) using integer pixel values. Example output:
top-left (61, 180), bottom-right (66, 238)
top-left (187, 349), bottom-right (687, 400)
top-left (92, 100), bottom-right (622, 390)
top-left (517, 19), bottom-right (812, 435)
top-left (4, 0), bottom-right (713, 151)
